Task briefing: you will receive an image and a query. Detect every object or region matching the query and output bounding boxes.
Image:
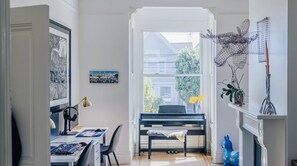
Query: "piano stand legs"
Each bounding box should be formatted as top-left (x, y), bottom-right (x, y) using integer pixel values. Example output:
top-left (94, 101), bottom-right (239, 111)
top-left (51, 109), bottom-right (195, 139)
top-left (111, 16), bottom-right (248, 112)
top-left (148, 135), bottom-right (187, 159)
top-left (148, 137), bottom-right (152, 159)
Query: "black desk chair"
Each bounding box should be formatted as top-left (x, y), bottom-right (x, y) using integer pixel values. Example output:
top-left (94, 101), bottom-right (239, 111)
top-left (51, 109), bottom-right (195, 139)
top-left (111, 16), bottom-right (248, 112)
top-left (76, 142), bottom-right (93, 166)
top-left (101, 125), bottom-right (122, 166)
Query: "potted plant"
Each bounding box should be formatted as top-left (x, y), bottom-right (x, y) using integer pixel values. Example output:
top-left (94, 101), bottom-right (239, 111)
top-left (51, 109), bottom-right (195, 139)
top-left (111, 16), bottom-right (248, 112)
top-left (220, 64), bottom-right (245, 106)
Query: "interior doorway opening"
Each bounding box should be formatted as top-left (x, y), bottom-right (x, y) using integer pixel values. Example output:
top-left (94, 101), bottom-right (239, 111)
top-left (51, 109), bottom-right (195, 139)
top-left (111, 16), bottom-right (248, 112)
top-left (129, 7), bottom-right (216, 158)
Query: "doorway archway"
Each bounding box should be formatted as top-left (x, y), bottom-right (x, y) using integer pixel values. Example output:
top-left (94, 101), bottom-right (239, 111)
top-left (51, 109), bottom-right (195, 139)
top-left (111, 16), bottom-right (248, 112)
top-left (129, 7), bottom-right (216, 156)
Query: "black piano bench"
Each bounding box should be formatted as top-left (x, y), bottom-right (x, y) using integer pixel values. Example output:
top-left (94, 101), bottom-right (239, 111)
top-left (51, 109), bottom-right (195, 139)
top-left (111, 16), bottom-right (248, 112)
top-left (147, 131), bottom-right (187, 159)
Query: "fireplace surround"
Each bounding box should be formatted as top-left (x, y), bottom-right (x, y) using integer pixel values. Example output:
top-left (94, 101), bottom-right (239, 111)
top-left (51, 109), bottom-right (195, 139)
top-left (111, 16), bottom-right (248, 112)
top-left (229, 103), bottom-right (286, 166)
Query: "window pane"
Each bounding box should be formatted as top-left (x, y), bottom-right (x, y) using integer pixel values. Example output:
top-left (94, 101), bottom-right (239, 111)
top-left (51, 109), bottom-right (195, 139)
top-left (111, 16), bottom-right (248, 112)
top-left (143, 32), bottom-right (200, 75)
top-left (143, 76), bottom-right (200, 113)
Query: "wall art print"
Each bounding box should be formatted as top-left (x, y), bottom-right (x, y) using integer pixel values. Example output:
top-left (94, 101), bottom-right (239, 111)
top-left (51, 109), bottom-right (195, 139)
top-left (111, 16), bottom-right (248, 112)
top-left (49, 20), bottom-right (71, 108)
top-left (89, 70), bottom-right (119, 83)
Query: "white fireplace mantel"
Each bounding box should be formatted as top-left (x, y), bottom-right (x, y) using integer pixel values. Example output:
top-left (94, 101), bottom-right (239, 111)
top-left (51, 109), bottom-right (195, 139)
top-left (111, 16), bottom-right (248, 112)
top-left (229, 103), bottom-right (286, 166)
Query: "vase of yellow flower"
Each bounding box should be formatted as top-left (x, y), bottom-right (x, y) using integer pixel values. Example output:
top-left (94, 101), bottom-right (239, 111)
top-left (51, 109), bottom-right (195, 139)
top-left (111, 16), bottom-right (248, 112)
top-left (189, 95), bottom-right (205, 113)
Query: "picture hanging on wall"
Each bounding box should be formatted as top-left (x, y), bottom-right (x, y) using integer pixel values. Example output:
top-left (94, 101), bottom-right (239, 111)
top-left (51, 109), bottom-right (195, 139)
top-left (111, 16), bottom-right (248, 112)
top-left (49, 20), bottom-right (71, 108)
top-left (256, 17), bottom-right (270, 63)
top-left (249, 17), bottom-right (270, 62)
top-left (89, 70), bottom-right (119, 83)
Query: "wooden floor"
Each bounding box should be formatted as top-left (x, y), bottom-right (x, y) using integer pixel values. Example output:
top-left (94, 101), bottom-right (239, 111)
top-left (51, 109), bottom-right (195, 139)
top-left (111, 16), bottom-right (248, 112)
top-left (123, 153), bottom-right (223, 166)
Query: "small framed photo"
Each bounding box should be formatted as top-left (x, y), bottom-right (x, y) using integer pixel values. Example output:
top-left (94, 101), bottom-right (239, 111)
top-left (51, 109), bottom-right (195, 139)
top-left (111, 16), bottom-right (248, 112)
top-left (89, 70), bottom-right (119, 83)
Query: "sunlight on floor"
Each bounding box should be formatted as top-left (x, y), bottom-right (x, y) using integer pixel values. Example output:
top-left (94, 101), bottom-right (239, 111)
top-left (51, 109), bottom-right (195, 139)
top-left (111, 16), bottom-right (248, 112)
top-left (123, 152), bottom-right (223, 166)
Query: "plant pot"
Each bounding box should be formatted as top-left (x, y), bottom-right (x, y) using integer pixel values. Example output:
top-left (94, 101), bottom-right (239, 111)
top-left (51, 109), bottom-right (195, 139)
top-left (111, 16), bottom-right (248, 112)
top-left (234, 90), bottom-right (244, 106)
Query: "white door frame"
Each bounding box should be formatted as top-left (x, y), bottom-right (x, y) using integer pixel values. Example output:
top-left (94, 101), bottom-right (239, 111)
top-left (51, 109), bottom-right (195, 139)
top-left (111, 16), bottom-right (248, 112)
top-left (0, 0), bottom-right (12, 165)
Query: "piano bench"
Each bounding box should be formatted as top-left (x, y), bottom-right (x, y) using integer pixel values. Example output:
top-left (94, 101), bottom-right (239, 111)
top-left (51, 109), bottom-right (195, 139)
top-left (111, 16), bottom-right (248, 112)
top-left (147, 130), bottom-right (187, 159)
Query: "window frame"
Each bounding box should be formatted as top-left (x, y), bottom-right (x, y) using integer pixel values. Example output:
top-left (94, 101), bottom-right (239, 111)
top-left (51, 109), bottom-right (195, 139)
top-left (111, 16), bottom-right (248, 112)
top-left (142, 31), bottom-right (203, 113)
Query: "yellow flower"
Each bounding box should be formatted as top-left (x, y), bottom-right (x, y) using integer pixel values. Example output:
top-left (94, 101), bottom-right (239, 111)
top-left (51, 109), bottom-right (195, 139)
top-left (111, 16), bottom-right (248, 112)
top-left (189, 97), bottom-right (199, 104)
top-left (198, 95), bottom-right (205, 102)
top-left (189, 95), bottom-right (205, 104)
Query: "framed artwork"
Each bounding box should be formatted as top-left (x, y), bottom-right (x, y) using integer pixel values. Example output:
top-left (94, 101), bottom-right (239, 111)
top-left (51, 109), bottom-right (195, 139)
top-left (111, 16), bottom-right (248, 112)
top-left (248, 17), bottom-right (270, 63)
top-left (89, 70), bottom-right (119, 83)
top-left (49, 20), bottom-right (71, 109)
top-left (256, 17), bottom-right (270, 63)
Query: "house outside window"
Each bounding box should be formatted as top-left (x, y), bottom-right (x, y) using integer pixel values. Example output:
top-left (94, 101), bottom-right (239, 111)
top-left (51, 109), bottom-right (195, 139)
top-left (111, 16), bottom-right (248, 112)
top-left (143, 32), bottom-right (201, 113)
top-left (160, 87), bottom-right (171, 103)
top-left (158, 60), bottom-right (166, 73)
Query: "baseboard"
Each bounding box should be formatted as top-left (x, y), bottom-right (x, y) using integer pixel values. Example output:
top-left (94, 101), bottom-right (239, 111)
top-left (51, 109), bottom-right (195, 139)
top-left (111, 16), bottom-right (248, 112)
top-left (104, 150), bottom-right (132, 165)
top-left (211, 146), bottom-right (224, 164)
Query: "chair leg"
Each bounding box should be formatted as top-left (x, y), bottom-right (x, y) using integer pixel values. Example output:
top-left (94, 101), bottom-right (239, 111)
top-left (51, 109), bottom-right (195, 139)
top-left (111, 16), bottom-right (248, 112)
top-left (184, 135), bottom-right (187, 157)
top-left (107, 154), bottom-right (111, 166)
top-left (113, 152), bottom-right (119, 166)
top-left (101, 154), bottom-right (103, 164)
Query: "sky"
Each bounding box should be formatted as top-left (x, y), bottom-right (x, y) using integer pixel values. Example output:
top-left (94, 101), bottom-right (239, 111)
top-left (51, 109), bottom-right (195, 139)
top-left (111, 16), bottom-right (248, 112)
top-left (161, 32), bottom-right (200, 47)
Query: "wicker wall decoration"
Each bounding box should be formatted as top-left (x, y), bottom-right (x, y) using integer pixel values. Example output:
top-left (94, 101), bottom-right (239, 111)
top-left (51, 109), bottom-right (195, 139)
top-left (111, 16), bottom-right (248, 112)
top-left (201, 19), bottom-right (258, 69)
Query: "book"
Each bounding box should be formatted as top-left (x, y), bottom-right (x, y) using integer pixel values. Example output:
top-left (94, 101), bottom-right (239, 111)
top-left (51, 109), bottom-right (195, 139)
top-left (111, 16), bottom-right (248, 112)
top-left (76, 129), bottom-right (104, 137)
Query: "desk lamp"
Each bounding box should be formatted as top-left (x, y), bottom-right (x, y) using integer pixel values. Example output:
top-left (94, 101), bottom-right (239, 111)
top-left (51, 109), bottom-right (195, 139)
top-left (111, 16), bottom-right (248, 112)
top-left (50, 118), bottom-right (56, 129)
top-left (61, 97), bottom-right (92, 135)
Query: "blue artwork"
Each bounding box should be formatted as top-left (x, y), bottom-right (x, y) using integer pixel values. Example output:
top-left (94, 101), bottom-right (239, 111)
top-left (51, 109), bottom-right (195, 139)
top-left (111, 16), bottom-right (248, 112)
top-left (89, 70), bottom-right (119, 83)
top-left (222, 135), bottom-right (239, 166)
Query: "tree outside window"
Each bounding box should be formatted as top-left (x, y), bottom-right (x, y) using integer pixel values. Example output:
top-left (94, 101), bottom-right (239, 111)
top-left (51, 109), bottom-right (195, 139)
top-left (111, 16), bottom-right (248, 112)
top-left (143, 32), bottom-right (201, 113)
top-left (143, 78), bottom-right (162, 113)
top-left (175, 48), bottom-right (200, 103)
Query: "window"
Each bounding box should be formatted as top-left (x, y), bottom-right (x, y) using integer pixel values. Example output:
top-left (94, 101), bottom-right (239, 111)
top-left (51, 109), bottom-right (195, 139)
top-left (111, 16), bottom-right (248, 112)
top-left (160, 87), bottom-right (171, 103)
top-left (158, 60), bottom-right (166, 73)
top-left (143, 32), bottom-right (201, 113)
top-left (160, 87), bottom-right (171, 98)
top-left (143, 50), bottom-right (160, 74)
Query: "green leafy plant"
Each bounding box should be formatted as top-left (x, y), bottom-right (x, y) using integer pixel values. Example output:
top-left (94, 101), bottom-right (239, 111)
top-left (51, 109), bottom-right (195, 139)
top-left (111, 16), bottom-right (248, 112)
top-left (220, 63), bottom-right (245, 105)
top-left (175, 48), bottom-right (200, 102)
top-left (221, 84), bottom-right (239, 102)
top-left (143, 78), bottom-right (163, 113)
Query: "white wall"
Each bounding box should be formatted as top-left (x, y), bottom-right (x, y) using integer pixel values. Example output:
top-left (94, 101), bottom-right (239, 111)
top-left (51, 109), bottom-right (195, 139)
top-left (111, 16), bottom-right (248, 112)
top-left (213, 13), bottom-right (249, 163)
top-left (249, 0), bottom-right (289, 164)
top-left (11, 0), bottom-right (80, 105)
top-left (249, 0), bottom-right (287, 115)
top-left (79, 13), bottom-right (131, 163)
top-left (79, 0), bottom-right (248, 164)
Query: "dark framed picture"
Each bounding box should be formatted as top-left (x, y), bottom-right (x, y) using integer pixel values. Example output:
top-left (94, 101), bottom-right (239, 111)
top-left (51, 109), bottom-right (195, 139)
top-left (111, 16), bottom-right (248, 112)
top-left (49, 20), bottom-right (71, 110)
top-left (89, 70), bottom-right (119, 83)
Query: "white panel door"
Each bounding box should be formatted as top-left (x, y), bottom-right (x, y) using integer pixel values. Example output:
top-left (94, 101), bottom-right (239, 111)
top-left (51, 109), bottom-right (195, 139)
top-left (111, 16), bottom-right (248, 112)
top-left (10, 5), bottom-right (50, 166)
top-left (0, 0), bottom-right (12, 166)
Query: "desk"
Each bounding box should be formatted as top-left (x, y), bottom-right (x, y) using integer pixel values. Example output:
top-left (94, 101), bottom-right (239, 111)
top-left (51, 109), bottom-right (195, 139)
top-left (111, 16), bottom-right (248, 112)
top-left (51, 127), bottom-right (107, 166)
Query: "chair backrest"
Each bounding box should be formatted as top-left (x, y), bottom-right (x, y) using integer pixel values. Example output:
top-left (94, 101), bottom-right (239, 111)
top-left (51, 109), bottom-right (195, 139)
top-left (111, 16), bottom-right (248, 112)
top-left (76, 142), bottom-right (94, 166)
top-left (108, 125), bottom-right (123, 153)
top-left (12, 114), bottom-right (22, 166)
top-left (158, 105), bottom-right (186, 113)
